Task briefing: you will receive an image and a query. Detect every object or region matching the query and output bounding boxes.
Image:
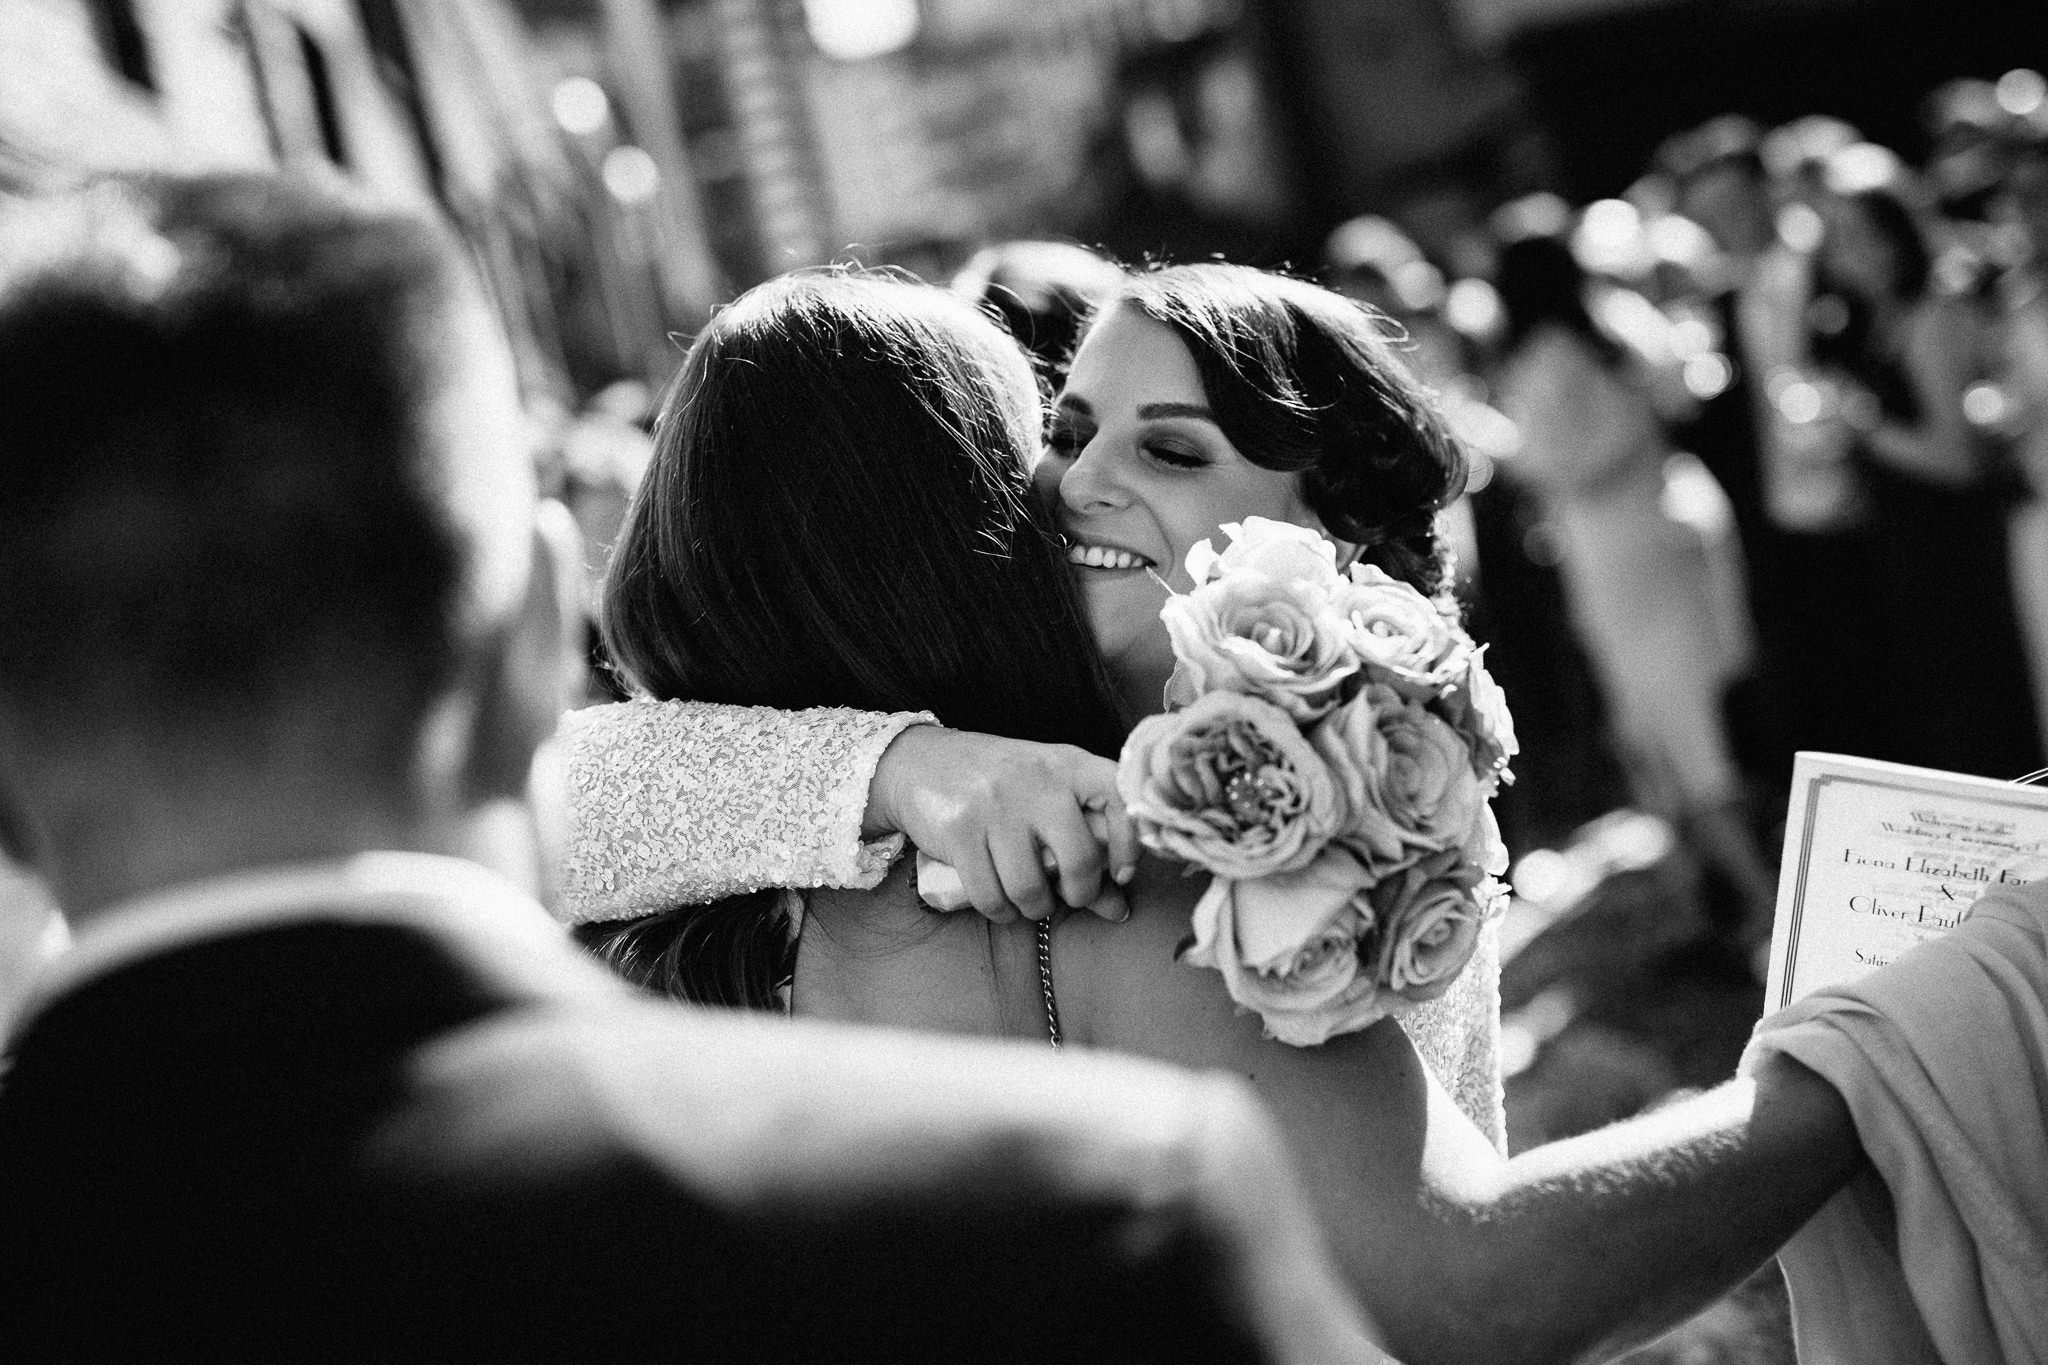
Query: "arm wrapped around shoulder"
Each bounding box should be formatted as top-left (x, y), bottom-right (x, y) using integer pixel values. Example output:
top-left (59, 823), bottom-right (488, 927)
top-left (556, 699), bottom-right (931, 923)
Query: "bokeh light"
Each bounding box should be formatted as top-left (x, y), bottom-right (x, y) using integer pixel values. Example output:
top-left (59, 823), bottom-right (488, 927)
top-left (551, 76), bottom-right (610, 137)
top-left (1572, 198), bottom-right (1644, 276)
top-left (1963, 382), bottom-right (2011, 427)
top-left (803, 0), bottom-right (920, 63)
top-left (1996, 68), bottom-right (2046, 118)
top-left (601, 146), bottom-right (660, 204)
top-left (1682, 352), bottom-right (1734, 399)
top-left (1443, 277), bottom-right (1504, 340)
top-left (1775, 378), bottom-right (1825, 425)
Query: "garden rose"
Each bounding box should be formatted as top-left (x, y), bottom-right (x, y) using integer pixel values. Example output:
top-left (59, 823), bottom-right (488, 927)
top-left (1183, 848), bottom-right (1397, 1046)
top-left (1183, 516), bottom-right (1342, 592)
top-left (1464, 802), bottom-right (1510, 878)
top-left (1367, 850), bottom-right (1489, 1005)
top-left (1160, 572), bottom-right (1359, 721)
top-left (1118, 691), bottom-right (1342, 878)
top-left (1332, 563), bottom-right (1469, 698)
top-left (1312, 684), bottom-right (1487, 875)
top-left (1437, 647), bottom-right (1519, 778)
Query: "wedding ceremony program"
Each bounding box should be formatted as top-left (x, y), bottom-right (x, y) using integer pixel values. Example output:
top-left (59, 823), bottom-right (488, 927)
top-left (1765, 751), bottom-right (2048, 1010)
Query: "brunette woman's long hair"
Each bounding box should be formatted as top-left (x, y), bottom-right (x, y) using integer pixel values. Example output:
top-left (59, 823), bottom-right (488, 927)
top-left (584, 270), bottom-right (1124, 1008)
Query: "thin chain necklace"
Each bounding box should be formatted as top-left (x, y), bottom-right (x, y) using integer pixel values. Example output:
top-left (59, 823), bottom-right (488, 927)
top-left (1036, 918), bottom-right (1062, 1050)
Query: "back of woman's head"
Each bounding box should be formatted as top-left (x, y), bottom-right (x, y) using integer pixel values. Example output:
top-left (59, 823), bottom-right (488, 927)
top-left (603, 269), bottom-right (1123, 756)
top-left (1103, 262), bottom-right (1467, 598)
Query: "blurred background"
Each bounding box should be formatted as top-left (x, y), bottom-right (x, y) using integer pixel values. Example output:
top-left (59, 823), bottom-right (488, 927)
top-left (6, 3), bottom-right (2048, 1357)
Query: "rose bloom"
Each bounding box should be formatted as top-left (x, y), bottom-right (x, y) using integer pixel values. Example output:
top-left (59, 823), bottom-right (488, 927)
top-left (1464, 802), bottom-right (1510, 878)
top-left (1119, 691), bottom-right (1342, 879)
top-left (1183, 847), bottom-right (1398, 1046)
top-left (1332, 564), bottom-right (1469, 699)
top-left (1312, 683), bottom-right (1487, 876)
top-left (1183, 516), bottom-right (1343, 592)
top-left (1437, 647), bottom-right (1519, 779)
top-left (1161, 572), bottom-right (1359, 721)
top-left (1366, 850), bottom-right (1489, 1005)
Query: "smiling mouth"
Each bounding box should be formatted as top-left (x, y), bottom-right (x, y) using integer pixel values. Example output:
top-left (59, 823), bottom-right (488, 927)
top-left (1065, 541), bottom-right (1155, 571)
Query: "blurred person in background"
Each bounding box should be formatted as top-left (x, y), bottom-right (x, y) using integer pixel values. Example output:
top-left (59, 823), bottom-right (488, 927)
top-left (1989, 102), bottom-right (2048, 750)
top-left (1490, 217), bottom-right (1775, 945)
top-left (1661, 117), bottom-right (1787, 553)
top-left (951, 239), bottom-right (1125, 380)
top-left (1808, 153), bottom-right (2043, 777)
top-left (1324, 214), bottom-right (1623, 854)
top-left (1320, 216), bottom-right (1492, 589)
top-left (545, 378), bottom-right (656, 705)
top-left (1661, 116), bottom-right (1863, 799)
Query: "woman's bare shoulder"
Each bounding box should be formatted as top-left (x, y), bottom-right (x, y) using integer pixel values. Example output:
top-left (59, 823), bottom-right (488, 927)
top-left (1052, 858), bottom-right (1421, 1087)
top-left (1051, 856), bottom-right (1507, 1288)
top-left (794, 862), bottom-right (1045, 1040)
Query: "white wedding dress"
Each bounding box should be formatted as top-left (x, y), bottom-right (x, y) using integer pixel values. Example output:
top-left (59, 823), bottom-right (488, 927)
top-left (559, 698), bottom-right (1505, 1149)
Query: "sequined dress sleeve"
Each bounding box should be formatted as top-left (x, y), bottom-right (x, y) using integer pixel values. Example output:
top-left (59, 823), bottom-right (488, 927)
top-left (1404, 922), bottom-right (1506, 1151)
top-left (558, 700), bottom-right (934, 922)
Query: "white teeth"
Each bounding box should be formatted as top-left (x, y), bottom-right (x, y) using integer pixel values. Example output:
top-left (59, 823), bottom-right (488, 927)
top-left (1065, 543), bottom-right (1151, 571)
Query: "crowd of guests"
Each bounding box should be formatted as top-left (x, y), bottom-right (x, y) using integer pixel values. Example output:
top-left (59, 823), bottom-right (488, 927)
top-left (1302, 75), bottom-right (2048, 948)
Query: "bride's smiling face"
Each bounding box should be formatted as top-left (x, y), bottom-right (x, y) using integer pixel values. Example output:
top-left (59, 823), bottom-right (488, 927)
top-left (1039, 303), bottom-right (1320, 702)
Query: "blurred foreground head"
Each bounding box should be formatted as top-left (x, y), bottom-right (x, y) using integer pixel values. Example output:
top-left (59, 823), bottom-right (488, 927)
top-left (0, 174), bottom-right (553, 890)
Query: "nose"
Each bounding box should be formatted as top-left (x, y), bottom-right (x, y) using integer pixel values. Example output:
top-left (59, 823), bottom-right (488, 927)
top-left (1055, 435), bottom-right (1126, 516)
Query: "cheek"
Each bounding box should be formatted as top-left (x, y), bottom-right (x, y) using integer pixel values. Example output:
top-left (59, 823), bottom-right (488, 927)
top-left (1160, 473), bottom-right (1317, 583)
top-left (1081, 575), bottom-right (1149, 648)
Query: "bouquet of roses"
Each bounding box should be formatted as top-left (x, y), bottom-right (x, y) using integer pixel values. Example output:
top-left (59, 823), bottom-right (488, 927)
top-left (1118, 517), bottom-right (1517, 1045)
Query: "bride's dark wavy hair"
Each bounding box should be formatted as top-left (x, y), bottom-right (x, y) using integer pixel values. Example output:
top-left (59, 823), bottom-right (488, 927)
top-left (585, 269), bottom-right (1125, 1008)
top-left (1102, 263), bottom-right (1468, 599)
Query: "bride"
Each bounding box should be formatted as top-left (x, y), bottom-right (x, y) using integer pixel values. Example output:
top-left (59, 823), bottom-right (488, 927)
top-left (558, 264), bottom-right (1872, 1365)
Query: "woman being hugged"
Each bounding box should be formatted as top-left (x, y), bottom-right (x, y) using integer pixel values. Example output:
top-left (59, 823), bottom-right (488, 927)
top-left (1034, 263), bottom-right (1499, 1136)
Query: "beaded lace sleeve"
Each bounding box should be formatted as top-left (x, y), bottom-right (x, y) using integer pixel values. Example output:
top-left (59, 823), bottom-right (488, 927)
top-left (558, 700), bottom-right (935, 923)
top-left (1403, 921), bottom-right (1506, 1151)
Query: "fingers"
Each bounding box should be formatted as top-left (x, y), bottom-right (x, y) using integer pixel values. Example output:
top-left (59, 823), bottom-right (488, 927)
top-left (1078, 882), bottom-right (1132, 923)
top-left (1099, 792), bottom-right (1140, 890)
top-left (1039, 805), bottom-right (1128, 923)
top-left (1063, 755), bottom-right (1138, 890)
top-left (948, 840), bottom-right (1017, 924)
top-left (989, 828), bottom-right (1057, 923)
top-left (1040, 806), bottom-right (1107, 906)
top-left (880, 731), bottom-right (1145, 926)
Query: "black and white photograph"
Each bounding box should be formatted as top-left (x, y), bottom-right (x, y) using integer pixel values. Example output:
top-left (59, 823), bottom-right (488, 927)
top-left (1, 1), bottom-right (2043, 1359)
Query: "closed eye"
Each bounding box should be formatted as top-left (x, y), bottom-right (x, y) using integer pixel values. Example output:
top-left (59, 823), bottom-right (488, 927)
top-left (1143, 440), bottom-right (1207, 470)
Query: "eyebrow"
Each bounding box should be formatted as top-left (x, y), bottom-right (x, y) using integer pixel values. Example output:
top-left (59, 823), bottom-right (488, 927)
top-left (1139, 401), bottom-right (1216, 422)
top-left (1052, 396), bottom-right (1218, 424)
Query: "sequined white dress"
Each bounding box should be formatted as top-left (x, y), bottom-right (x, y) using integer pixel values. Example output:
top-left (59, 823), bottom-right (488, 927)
top-left (558, 698), bottom-right (1505, 1149)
